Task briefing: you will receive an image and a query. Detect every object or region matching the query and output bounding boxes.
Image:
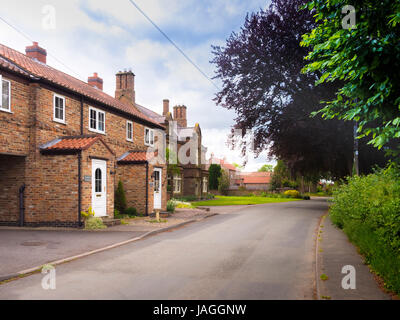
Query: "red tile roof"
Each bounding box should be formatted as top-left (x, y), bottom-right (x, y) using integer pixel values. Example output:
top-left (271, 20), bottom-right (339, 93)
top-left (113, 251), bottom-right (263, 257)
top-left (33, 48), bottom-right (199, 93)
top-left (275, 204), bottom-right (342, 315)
top-left (240, 172), bottom-right (271, 184)
top-left (118, 150), bottom-right (157, 163)
top-left (0, 43), bottom-right (163, 128)
top-left (40, 135), bottom-right (102, 152)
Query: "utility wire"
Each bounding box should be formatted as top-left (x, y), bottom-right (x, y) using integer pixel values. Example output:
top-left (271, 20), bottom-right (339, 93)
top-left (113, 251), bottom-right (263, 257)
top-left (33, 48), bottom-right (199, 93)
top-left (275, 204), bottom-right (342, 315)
top-left (0, 15), bottom-right (84, 79)
top-left (127, 0), bottom-right (219, 90)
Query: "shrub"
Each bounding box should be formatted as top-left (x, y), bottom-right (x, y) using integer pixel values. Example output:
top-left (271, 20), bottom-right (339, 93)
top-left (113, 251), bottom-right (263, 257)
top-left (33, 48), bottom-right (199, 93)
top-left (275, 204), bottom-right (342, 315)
top-left (330, 165), bottom-right (400, 293)
top-left (209, 164), bottom-right (222, 190)
top-left (85, 217), bottom-right (106, 230)
top-left (81, 206), bottom-right (95, 219)
top-left (205, 193), bottom-right (215, 200)
top-left (218, 170), bottom-right (230, 195)
top-left (283, 190), bottom-right (301, 198)
top-left (167, 200), bottom-right (176, 212)
top-left (175, 195), bottom-right (197, 202)
top-left (125, 207), bottom-right (138, 217)
top-left (302, 195), bottom-right (311, 200)
top-left (115, 180), bottom-right (127, 214)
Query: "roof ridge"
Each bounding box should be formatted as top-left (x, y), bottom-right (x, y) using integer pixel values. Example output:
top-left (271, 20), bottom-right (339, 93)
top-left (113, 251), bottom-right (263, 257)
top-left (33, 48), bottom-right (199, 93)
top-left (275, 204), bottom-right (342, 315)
top-left (0, 43), bottom-right (164, 129)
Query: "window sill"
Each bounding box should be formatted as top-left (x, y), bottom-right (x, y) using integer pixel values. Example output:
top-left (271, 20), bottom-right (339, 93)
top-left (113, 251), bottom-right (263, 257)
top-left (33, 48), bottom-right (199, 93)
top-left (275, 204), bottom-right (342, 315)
top-left (126, 138), bottom-right (133, 142)
top-left (53, 118), bottom-right (66, 125)
top-left (0, 108), bottom-right (13, 114)
top-left (89, 128), bottom-right (106, 135)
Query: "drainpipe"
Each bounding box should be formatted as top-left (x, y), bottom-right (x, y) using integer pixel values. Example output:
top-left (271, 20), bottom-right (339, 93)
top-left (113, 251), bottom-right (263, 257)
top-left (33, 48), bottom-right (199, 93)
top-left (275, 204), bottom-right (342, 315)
top-left (19, 184), bottom-right (26, 227)
top-left (78, 152), bottom-right (82, 228)
top-left (80, 96), bottom-right (84, 135)
top-left (145, 162), bottom-right (149, 216)
top-left (78, 96), bottom-right (83, 227)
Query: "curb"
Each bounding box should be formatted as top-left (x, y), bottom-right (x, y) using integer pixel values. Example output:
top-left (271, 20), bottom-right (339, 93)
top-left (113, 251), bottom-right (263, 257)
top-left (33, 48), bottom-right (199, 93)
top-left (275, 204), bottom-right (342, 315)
top-left (0, 215), bottom-right (217, 283)
top-left (314, 212), bottom-right (327, 300)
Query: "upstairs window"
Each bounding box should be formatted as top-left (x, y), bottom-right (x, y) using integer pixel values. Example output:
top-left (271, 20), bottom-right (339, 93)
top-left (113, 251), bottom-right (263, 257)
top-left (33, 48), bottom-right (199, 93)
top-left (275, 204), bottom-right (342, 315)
top-left (0, 75), bottom-right (11, 112)
top-left (173, 174), bottom-right (182, 193)
top-left (53, 94), bottom-right (65, 123)
top-left (126, 121), bottom-right (133, 141)
top-left (89, 107), bottom-right (106, 134)
top-left (144, 127), bottom-right (154, 146)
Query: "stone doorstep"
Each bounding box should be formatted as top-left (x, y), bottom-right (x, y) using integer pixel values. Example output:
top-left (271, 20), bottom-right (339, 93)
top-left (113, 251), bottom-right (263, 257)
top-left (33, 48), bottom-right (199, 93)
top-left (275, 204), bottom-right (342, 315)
top-left (149, 211), bottom-right (170, 218)
top-left (101, 217), bottom-right (121, 227)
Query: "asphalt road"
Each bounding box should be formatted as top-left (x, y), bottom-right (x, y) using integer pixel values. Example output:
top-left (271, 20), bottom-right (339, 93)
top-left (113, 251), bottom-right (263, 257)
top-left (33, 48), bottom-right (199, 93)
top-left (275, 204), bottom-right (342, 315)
top-left (0, 198), bottom-right (328, 299)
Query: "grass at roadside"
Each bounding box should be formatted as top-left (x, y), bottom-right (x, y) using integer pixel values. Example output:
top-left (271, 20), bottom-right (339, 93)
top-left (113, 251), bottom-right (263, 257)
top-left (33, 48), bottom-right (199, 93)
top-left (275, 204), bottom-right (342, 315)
top-left (191, 195), bottom-right (301, 206)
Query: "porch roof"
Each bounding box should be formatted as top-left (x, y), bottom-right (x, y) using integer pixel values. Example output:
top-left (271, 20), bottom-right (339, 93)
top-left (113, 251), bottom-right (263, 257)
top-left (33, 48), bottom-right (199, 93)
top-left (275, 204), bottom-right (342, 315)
top-left (40, 135), bottom-right (114, 154)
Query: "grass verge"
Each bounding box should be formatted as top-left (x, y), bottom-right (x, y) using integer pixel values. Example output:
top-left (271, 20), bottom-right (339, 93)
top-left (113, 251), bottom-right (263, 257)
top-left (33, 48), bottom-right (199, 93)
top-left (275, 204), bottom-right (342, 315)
top-left (192, 195), bottom-right (301, 206)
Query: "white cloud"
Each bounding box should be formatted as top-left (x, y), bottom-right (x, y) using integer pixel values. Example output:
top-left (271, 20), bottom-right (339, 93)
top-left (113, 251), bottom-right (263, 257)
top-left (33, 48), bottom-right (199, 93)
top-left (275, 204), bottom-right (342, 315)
top-left (0, 0), bottom-right (271, 171)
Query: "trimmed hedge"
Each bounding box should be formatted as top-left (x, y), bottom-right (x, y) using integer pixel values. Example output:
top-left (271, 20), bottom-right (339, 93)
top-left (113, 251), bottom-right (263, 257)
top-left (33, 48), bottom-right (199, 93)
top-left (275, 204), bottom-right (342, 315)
top-left (329, 165), bottom-right (400, 294)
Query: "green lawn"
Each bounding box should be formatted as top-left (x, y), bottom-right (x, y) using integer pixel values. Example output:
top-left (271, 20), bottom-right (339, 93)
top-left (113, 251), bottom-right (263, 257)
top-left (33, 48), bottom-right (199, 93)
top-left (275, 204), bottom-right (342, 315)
top-left (192, 195), bottom-right (301, 206)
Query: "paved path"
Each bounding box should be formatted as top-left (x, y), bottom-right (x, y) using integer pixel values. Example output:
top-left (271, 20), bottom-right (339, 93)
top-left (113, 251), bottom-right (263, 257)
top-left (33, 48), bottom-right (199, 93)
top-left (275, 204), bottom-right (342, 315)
top-left (316, 215), bottom-right (391, 300)
top-left (0, 199), bottom-right (327, 299)
top-left (0, 229), bottom-right (145, 278)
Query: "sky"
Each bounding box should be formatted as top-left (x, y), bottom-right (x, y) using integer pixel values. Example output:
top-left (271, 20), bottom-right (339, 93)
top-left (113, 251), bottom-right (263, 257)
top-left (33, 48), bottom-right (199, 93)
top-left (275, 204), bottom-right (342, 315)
top-left (0, 0), bottom-right (275, 171)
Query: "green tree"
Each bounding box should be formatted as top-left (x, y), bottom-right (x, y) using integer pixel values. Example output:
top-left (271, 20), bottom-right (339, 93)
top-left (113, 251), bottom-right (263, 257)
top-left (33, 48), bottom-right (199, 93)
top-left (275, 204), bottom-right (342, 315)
top-left (270, 160), bottom-right (290, 190)
top-left (208, 164), bottom-right (222, 190)
top-left (258, 164), bottom-right (274, 172)
top-left (114, 180), bottom-right (127, 214)
top-left (301, 0), bottom-right (400, 152)
top-left (218, 170), bottom-right (230, 195)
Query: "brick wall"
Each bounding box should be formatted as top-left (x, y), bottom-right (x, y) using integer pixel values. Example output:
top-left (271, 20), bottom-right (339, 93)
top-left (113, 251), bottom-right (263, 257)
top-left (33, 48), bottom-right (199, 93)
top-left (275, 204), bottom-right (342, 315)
top-left (0, 70), bottom-right (30, 155)
top-left (0, 69), bottom-right (167, 226)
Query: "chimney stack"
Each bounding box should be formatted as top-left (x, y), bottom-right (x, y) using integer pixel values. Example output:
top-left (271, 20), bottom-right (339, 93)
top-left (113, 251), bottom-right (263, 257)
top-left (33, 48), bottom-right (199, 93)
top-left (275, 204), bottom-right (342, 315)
top-left (163, 99), bottom-right (169, 116)
top-left (88, 72), bottom-right (103, 90)
top-left (173, 105), bottom-right (187, 128)
top-left (115, 70), bottom-right (135, 106)
top-left (25, 42), bottom-right (47, 64)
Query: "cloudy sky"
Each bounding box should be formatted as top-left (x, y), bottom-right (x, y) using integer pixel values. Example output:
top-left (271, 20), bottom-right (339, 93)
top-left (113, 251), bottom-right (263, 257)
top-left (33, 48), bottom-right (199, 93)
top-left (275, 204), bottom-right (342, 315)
top-left (0, 0), bottom-right (275, 171)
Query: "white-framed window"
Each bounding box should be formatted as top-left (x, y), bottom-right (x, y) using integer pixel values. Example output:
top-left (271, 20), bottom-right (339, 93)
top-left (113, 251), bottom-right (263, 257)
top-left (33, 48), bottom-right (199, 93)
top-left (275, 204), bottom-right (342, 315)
top-left (0, 75), bottom-right (11, 112)
top-left (126, 120), bottom-right (133, 141)
top-left (144, 127), bottom-right (154, 146)
top-left (89, 107), bottom-right (105, 134)
top-left (173, 174), bottom-right (182, 193)
top-left (53, 93), bottom-right (65, 123)
top-left (203, 177), bottom-right (208, 193)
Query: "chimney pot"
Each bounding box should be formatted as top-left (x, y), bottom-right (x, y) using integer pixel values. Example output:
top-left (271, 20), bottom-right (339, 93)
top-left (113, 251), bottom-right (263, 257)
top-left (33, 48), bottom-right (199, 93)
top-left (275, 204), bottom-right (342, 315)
top-left (115, 70), bottom-right (136, 106)
top-left (163, 99), bottom-right (170, 116)
top-left (88, 72), bottom-right (103, 91)
top-left (25, 41), bottom-right (47, 64)
top-left (173, 105), bottom-right (187, 128)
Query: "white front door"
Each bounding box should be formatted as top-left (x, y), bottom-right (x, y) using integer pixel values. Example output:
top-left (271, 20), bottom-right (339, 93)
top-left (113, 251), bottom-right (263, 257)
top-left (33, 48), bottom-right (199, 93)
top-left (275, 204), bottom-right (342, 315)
top-left (92, 159), bottom-right (107, 217)
top-left (153, 168), bottom-right (162, 210)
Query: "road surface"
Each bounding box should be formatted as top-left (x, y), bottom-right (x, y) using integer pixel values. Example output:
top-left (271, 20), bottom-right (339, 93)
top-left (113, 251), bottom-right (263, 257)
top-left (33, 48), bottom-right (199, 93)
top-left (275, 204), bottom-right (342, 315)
top-left (0, 198), bottom-right (327, 299)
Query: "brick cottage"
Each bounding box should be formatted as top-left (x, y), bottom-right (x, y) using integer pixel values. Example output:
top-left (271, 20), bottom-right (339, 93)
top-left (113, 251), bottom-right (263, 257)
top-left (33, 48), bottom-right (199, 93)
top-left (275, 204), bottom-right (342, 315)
top-left (0, 41), bottom-right (170, 227)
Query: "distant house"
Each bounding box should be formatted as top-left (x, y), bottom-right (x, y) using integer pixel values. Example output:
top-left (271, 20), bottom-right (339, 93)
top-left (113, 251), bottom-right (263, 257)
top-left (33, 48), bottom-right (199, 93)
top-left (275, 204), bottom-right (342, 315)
top-left (206, 154), bottom-right (240, 188)
top-left (236, 172), bottom-right (272, 190)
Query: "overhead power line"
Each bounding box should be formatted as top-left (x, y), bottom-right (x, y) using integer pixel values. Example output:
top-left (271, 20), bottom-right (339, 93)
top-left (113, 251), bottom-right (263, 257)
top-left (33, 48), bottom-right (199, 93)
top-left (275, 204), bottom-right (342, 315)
top-left (127, 0), bottom-right (219, 90)
top-left (0, 15), bottom-right (84, 79)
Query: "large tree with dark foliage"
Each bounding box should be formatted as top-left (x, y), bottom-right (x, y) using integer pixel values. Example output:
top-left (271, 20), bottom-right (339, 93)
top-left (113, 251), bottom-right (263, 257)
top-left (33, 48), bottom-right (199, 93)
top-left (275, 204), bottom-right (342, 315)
top-left (211, 0), bottom-right (390, 179)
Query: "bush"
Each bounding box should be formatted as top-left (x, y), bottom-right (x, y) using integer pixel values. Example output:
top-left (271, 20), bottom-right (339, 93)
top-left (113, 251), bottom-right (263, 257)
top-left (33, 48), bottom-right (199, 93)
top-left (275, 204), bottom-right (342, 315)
top-left (209, 164), bottom-right (222, 190)
top-left (175, 195), bottom-right (197, 202)
top-left (167, 200), bottom-right (176, 212)
top-left (204, 193), bottom-right (215, 199)
top-left (124, 207), bottom-right (138, 217)
top-left (283, 190), bottom-right (301, 198)
top-left (330, 165), bottom-right (400, 293)
top-left (218, 170), bottom-right (230, 195)
top-left (115, 180), bottom-right (127, 214)
top-left (85, 217), bottom-right (106, 230)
